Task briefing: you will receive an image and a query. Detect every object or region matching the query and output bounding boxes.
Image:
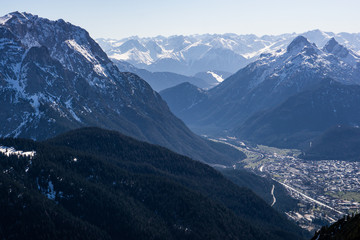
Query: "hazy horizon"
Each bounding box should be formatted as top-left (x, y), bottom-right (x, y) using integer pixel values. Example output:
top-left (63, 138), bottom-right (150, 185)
top-left (1, 0), bottom-right (360, 39)
top-left (96, 29), bottom-right (360, 41)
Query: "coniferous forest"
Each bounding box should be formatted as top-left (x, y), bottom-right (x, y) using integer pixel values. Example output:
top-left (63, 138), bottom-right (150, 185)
top-left (0, 127), bottom-right (306, 240)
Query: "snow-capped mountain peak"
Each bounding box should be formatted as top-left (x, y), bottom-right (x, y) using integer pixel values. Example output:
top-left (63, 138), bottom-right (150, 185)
top-left (236, 35), bottom-right (360, 92)
top-left (0, 11), bottom-right (161, 139)
top-left (0, 11), bottom-right (35, 25)
top-left (323, 37), bottom-right (349, 57)
top-left (98, 30), bottom-right (360, 76)
top-left (286, 35), bottom-right (312, 52)
top-left (0, 12), bottom-right (124, 86)
top-left (323, 37), bottom-right (360, 68)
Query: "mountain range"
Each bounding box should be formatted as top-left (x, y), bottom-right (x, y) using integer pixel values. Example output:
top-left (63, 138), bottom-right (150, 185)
top-left (161, 36), bottom-right (360, 148)
top-left (0, 11), bottom-right (244, 165)
top-left (112, 59), bottom-right (218, 91)
top-left (97, 30), bottom-right (360, 76)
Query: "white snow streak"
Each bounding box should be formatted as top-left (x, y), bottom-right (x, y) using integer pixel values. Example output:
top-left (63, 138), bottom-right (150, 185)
top-left (0, 146), bottom-right (36, 158)
top-left (66, 39), bottom-right (107, 77)
top-left (65, 98), bottom-right (82, 122)
top-left (207, 71), bottom-right (224, 82)
top-left (66, 39), bottom-right (96, 62)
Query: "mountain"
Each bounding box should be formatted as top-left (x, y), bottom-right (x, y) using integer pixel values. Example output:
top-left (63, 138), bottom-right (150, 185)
top-left (133, 69), bottom-right (212, 91)
top-left (234, 80), bottom-right (360, 148)
top-left (162, 37), bottom-right (360, 140)
top-left (311, 214), bottom-right (360, 240)
top-left (97, 35), bottom-right (249, 75)
top-left (0, 127), bottom-right (306, 240)
top-left (231, 38), bottom-right (360, 148)
top-left (112, 59), bottom-right (213, 91)
top-left (323, 37), bottom-right (360, 68)
top-left (160, 82), bottom-right (208, 118)
top-left (0, 11), bottom-right (244, 165)
top-left (97, 30), bottom-right (360, 76)
top-left (301, 126), bottom-right (360, 161)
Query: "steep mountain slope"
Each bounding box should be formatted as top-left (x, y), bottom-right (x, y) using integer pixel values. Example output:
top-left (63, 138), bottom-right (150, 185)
top-left (0, 169), bottom-right (110, 240)
top-left (301, 126), bottom-right (360, 161)
top-left (97, 30), bottom-right (360, 76)
top-left (0, 127), bottom-right (306, 240)
top-left (0, 11), bottom-right (244, 165)
top-left (113, 59), bottom-right (213, 91)
top-left (311, 214), bottom-right (360, 240)
top-left (162, 37), bottom-right (360, 137)
top-left (234, 80), bottom-right (360, 148)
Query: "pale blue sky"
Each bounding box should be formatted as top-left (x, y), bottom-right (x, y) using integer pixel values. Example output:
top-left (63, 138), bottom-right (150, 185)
top-left (1, 0), bottom-right (359, 39)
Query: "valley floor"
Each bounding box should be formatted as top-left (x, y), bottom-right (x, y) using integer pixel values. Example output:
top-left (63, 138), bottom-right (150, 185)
top-left (209, 137), bottom-right (360, 232)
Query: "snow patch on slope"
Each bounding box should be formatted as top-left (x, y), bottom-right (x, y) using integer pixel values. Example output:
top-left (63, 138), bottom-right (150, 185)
top-left (66, 39), bottom-right (108, 77)
top-left (0, 14), bottom-right (12, 25)
top-left (0, 145), bottom-right (36, 158)
top-left (65, 98), bottom-right (82, 122)
top-left (110, 49), bottom-right (153, 65)
top-left (29, 94), bottom-right (41, 116)
top-left (207, 71), bottom-right (224, 82)
top-left (21, 32), bottom-right (41, 48)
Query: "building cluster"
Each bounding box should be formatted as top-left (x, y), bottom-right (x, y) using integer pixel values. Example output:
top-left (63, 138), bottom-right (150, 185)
top-left (260, 154), bottom-right (360, 230)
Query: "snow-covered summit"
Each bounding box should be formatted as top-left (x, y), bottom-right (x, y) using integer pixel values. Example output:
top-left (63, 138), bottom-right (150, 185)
top-left (324, 38), bottom-right (345, 54)
top-left (1, 12), bottom-right (114, 77)
top-left (243, 36), bottom-right (360, 90)
top-left (0, 11), bottom-right (36, 25)
top-left (0, 11), bottom-right (165, 140)
top-left (323, 37), bottom-right (360, 68)
top-left (286, 36), bottom-right (314, 53)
